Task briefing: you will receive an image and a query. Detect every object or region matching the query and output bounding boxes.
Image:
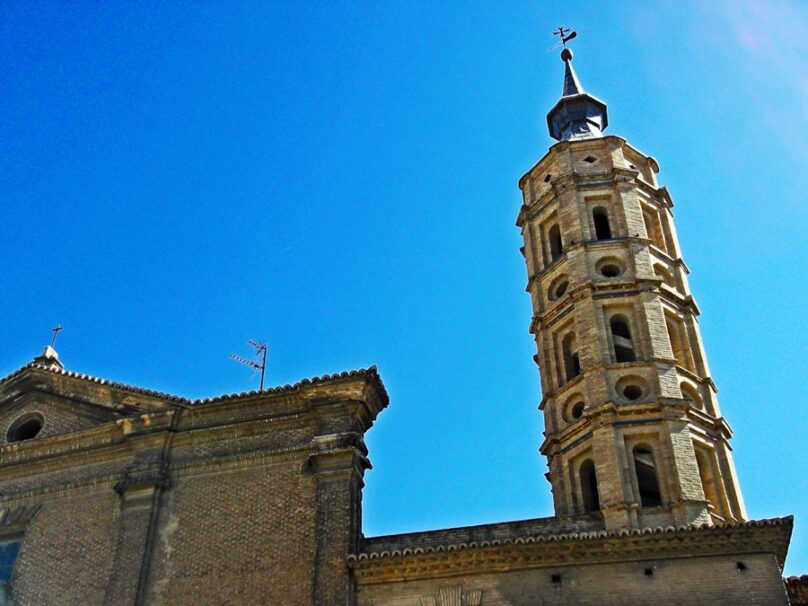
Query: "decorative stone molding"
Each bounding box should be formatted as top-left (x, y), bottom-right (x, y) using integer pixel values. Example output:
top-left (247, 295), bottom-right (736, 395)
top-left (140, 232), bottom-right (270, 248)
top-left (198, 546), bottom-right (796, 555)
top-left (350, 517), bottom-right (793, 584)
top-left (114, 462), bottom-right (171, 496)
top-left (420, 584), bottom-right (482, 606)
top-left (0, 503), bottom-right (40, 528)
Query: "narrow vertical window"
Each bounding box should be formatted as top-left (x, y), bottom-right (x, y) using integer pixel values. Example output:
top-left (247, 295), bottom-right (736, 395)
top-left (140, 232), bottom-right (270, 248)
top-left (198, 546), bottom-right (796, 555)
top-left (695, 448), bottom-right (720, 514)
top-left (549, 224), bottom-right (563, 261)
top-left (653, 264), bottom-right (675, 288)
top-left (666, 316), bottom-right (695, 372)
top-left (633, 446), bottom-right (662, 507)
top-left (610, 315), bottom-right (636, 363)
top-left (0, 538), bottom-right (21, 596)
top-left (579, 459), bottom-right (600, 513)
top-left (680, 383), bottom-right (703, 410)
top-left (562, 333), bottom-right (581, 382)
top-left (592, 207), bottom-right (612, 240)
top-left (642, 207), bottom-right (665, 251)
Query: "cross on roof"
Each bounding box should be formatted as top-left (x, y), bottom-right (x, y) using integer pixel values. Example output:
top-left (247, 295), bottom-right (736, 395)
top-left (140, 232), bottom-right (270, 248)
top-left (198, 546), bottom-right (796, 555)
top-left (49, 324), bottom-right (63, 348)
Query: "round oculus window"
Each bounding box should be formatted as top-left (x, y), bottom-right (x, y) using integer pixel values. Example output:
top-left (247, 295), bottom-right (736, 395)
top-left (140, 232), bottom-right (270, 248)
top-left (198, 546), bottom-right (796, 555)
top-left (7, 413), bottom-right (44, 443)
top-left (600, 264), bottom-right (622, 278)
top-left (623, 385), bottom-right (643, 401)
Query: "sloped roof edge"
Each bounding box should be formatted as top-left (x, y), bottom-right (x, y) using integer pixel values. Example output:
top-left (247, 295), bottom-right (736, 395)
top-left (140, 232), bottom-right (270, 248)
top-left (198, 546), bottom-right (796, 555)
top-left (0, 361), bottom-right (387, 407)
top-left (192, 365), bottom-right (388, 405)
top-left (350, 515), bottom-right (794, 562)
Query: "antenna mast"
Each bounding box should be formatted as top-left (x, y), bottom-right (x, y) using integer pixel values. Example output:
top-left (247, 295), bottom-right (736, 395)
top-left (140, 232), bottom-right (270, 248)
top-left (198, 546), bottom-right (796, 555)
top-left (229, 340), bottom-right (268, 391)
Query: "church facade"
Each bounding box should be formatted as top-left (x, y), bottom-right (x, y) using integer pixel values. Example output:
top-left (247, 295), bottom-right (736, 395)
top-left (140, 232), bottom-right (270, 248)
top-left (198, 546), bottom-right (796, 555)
top-left (0, 45), bottom-right (798, 605)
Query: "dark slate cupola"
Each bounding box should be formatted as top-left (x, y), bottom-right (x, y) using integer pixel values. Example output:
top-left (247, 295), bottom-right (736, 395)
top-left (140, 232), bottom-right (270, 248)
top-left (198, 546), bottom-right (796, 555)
top-left (546, 48), bottom-right (608, 141)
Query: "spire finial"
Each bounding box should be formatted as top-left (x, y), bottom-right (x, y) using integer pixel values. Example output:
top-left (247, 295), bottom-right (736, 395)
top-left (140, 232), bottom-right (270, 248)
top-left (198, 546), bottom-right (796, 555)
top-left (545, 27), bottom-right (609, 142)
top-left (550, 26), bottom-right (582, 96)
top-left (550, 26), bottom-right (577, 51)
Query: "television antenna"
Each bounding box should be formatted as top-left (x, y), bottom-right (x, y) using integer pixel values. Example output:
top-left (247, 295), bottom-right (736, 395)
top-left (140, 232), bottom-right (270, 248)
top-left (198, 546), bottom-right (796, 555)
top-left (229, 339), bottom-right (268, 391)
top-left (548, 26), bottom-right (577, 52)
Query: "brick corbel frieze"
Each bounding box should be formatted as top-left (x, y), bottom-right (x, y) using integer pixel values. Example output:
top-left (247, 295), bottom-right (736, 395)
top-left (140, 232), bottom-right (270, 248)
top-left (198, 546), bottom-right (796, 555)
top-left (348, 517), bottom-right (793, 585)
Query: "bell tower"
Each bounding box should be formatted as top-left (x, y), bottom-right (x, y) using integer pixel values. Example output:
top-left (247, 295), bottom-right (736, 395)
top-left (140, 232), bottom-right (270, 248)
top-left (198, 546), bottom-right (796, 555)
top-left (517, 37), bottom-right (747, 531)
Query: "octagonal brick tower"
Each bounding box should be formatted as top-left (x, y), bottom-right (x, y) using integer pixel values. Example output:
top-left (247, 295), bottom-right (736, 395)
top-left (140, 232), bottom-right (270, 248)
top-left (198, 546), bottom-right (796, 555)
top-left (517, 48), bottom-right (747, 531)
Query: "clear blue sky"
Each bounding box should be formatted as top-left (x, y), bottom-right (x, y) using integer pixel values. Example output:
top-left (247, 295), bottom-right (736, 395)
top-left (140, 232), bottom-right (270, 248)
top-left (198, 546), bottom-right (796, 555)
top-left (1, 1), bottom-right (806, 575)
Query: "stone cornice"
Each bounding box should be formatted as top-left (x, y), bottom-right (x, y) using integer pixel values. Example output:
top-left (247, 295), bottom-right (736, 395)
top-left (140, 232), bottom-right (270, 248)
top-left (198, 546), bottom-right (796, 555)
top-left (540, 397), bottom-right (731, 456)
top-left (0, 364), bottom-right (189, 407)
top-left (518, 135), bottom-right (632, 189)
top-left (0, 503), bottom-right (41, 531)
top-left (518, 169), bottom-right (670, 230)
top-left (524, 236), bottom-right (668, 305)
top-left (0, 434), bottom-right (367, 504)
top-left (0, 424), bottom-right (128, 471)
top-left (0, 365), bottom-right (388, 471)
top-left (0, 362), bottom-right (388, 410)
top-left (349, 517), bottom-right (793, 585)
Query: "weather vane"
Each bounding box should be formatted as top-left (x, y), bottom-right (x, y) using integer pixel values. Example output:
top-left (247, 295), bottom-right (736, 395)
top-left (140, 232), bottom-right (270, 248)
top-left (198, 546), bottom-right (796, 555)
top-left (549, 25), bottom-right (577, 52)
top-left (229, 339), bottom-right (268, 391)
top-left (49, 324), bottom-right (63, 348)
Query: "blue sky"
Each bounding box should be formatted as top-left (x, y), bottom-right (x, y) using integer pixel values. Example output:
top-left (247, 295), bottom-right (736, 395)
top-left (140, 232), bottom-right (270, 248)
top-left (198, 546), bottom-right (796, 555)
top-left (1, 1), bottom-right (806, 574)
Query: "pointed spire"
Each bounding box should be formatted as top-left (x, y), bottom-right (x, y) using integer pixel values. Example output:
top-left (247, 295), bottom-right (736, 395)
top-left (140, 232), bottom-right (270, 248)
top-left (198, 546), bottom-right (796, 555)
top-left (546, 47), bottom-right (609, 142)
top-left (561, 49), bottom-right (584, 96)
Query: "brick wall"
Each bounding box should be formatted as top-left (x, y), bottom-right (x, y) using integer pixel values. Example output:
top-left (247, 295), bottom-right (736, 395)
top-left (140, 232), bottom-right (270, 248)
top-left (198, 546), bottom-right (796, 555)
top-left (11, 491), bottom-right (120, 605)
top-left (355, 553), bottom-right (790, 606)
top-left (148, 461), bottom-right (318, 605)
top-left (0, 367), bottom-right (387, 605)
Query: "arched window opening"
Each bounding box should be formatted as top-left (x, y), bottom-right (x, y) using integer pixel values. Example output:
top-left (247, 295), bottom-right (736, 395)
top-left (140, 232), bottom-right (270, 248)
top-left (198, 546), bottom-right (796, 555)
top-left (680, 383), bottom-right (703, 410)
top-left (579, 459), bottom-right (600, 513)
top-left (633, 446), bottom-right (662, 507)
top-left (654, 264), bottom-right (675, 288)
top-left (666, 317), bottom-right (695, 372)
top-left (642, 207), bottom-right (666, 251)
top-left (593, 207), bottom-right (612, 240)
top-left (549, 225), bottom-right (563, 261)
top-left (562, 333), bottom-right (581, 383)
top-left (610, 316), bottom-right (636, 363)
top-left (695, 448), bottom-right (720, 514)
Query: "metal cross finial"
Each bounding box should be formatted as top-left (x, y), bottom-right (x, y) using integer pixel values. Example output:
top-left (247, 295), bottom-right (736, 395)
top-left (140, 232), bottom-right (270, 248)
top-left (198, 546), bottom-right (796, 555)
top-left (549, 26), bottom-right (577, 51)
top-left (49, 324), bottom-right (63, 348)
